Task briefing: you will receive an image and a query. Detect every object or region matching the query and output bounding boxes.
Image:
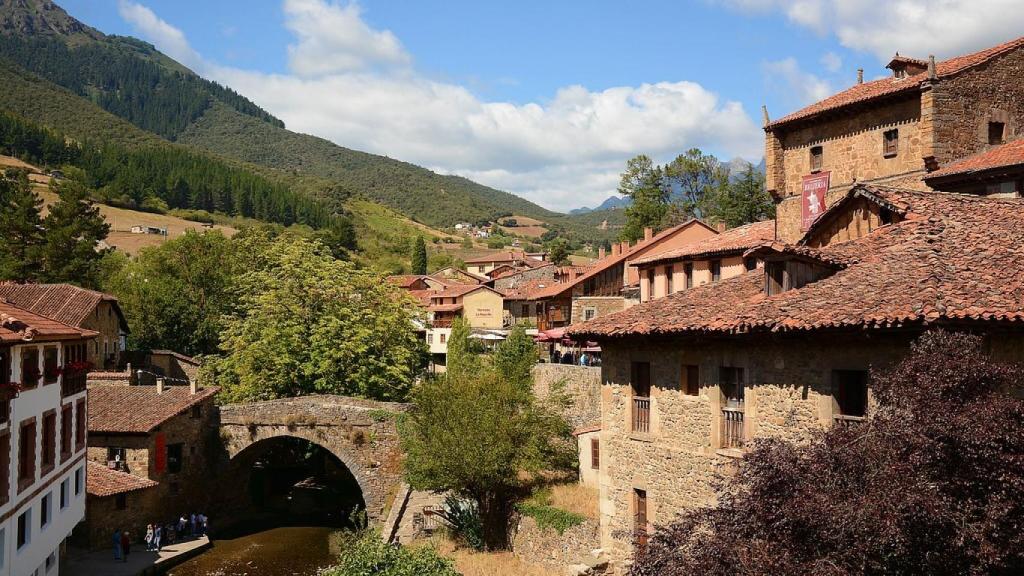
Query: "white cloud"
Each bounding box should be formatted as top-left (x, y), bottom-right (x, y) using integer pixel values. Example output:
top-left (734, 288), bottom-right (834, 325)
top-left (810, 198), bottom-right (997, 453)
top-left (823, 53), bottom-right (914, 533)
top-left (721, 0), bottom-right (1024, 62)
top-left (117, 1), bottom-right (203, 69)
top-left (283, 0), bottom-right (411, 76)
top-left (763, 58), bottom-right (832, 108)
top-left (820, 51), bottom-right (842, 72)
top-left (121, 1), bottom-right (762, 212)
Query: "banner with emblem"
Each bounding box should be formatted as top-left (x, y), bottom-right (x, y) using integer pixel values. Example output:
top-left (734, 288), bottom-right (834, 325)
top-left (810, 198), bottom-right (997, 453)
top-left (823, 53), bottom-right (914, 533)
top-left (802, 171), bottom-right (830, 230)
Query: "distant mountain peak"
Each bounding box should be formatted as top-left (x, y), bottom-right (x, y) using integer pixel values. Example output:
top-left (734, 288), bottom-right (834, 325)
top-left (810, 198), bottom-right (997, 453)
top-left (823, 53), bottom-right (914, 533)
top-left (0, 0), bottom-right (103, 42)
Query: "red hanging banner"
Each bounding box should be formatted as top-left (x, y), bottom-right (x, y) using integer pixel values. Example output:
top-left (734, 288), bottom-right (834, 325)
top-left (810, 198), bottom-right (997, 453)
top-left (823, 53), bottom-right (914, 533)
top-left (801, 171), bottom-right (830, 230)
top-left (154, 432), bottom-right (166, 474)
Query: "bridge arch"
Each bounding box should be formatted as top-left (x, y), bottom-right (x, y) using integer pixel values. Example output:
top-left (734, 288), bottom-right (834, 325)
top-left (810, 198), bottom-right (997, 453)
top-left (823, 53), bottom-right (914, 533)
top-left (218, 395), bottom-right (408, 523)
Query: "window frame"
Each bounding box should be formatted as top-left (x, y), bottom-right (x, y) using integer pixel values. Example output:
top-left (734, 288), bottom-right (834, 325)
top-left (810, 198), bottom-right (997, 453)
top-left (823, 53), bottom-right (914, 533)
top-left (17, 417), bottom-right (36, 493)
top-left (16, 510), bottom-right (29, 550)
top-left (989, 121), bottom-right (1006, 145)
top-left (590, 437), bottom-right (600, 470)
top-left (665, 265), bottom-right (674, 295)
top-left (20, 347), bottom-right (40, 389)
top-left (684, 263), bottom-right (693, 289)
top-left (167, 443), bottom-right (184, 474)
top-left (40, 410), bottom-right (56, 476)
top-left (832, 369), bottom-right (869, 418)
top-left (883, 128), bottom-right (899, 158)
top-left (710, 260), bottom-right (722, 282)
top-left (810, 145), bottom-right (823, 172)
top-left (42, 347), bottom-right (59, 385)
top-left (682, 364), bottom-right (700, 397)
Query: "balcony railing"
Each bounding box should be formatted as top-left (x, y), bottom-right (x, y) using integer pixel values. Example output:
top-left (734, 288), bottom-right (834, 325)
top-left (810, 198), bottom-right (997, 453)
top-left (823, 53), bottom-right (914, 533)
top-left (61, 371), bottom-right (87, 397)
top-left (833, 414), bottom-right (866, 428)
top-left (431, 319), bottom-right (453, 328)
top-left (632, 397), bottom-right (650, 433)
top-left (721, 407), bottom-right (745, 449)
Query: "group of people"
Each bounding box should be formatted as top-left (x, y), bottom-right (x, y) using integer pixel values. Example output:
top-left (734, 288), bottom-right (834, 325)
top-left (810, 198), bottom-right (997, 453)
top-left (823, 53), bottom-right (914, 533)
top-left (112, 513), bottom-right (209, 562)
top-left (550, 349), bottom-right (600, 366)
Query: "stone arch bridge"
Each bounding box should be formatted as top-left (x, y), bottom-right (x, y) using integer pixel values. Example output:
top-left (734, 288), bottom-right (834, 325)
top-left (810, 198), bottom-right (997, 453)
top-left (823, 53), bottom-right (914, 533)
top-left (218, 395), bottom-right (408, 522)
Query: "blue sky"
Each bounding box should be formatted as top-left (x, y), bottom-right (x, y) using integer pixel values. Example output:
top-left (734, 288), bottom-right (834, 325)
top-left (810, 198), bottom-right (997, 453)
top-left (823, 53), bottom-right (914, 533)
top-left (58, 1), bottom-right (1024, 211)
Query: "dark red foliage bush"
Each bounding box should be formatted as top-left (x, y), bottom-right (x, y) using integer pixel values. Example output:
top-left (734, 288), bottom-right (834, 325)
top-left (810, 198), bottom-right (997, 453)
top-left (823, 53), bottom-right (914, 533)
top-left (632, 331), bottom-right (1024, 576)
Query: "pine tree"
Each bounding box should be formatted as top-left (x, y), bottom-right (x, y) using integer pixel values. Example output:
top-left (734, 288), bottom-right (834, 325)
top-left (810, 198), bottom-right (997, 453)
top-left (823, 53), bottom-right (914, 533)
top-left (40, 179), bottom-right (110, 288)
top-left (618, 155), bottom-right (669, 242)
top-left (0, 170), bottom-right (45, 282)
top-left (411, 236), bottom-right (428, 274)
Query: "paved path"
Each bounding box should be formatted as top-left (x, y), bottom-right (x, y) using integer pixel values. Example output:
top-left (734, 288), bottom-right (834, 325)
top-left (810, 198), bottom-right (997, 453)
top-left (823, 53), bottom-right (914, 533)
top-left (66, 536), bottom-right (210, 576)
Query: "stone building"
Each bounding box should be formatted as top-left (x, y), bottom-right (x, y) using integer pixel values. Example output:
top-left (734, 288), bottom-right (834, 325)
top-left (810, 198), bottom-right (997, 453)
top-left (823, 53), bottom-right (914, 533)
top-left (570, 185), bottom-right (1024, 570)
top-left (765, 36), bottom-right (1024, 242)
top-left (82, 462), bottom-right (158, 549)
top-left (630, 220), bottom-right (775, 303)
top-left (83, 383), bottom-right (219, 549)
top-left (0, 283), bottom-right (129, 369)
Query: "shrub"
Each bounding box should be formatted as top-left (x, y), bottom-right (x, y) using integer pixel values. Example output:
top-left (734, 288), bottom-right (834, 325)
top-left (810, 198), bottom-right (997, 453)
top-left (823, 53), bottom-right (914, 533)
top-left (444, 494), bottom-right (484, 551)
top-left (516, 502), bottom-right (586, 535)
top-left (320, 531), bottom-right (459, 576)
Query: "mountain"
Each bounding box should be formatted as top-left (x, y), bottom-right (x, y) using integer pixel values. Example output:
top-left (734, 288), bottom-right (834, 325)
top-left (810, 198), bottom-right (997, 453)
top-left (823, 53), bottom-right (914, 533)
top-left (568, 195), bottom-right (631, 215)
top-left (0, 0), bottom-right (587, 235)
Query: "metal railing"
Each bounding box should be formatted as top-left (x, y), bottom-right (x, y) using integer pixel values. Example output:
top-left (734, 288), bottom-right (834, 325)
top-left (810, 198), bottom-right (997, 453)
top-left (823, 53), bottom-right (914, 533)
top-left (61, 371), bottom-right (87, 397)
top-left (721, 407), bottom-right (745, 449)
top-left (632, 397), bottom-right (651, 433)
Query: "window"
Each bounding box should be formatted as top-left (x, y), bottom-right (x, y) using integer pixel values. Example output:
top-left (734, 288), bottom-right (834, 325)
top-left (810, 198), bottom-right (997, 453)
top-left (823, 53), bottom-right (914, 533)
top-left (191, 405), bottom-right (202, 419)
top-left (45, 552), bottom-right (55, 572)
top-left (634, 489), bottom-right (648, 548)
top-left (477, 265), bottom-right (486, 273)
top-left (631, 362), bottom-right (651, 434)
top-left (720, 367), bottom-right (745, 408)
top-left (42, 347), bottom-right (58, 384)
top-left (720, 367), bottom-right (745, 449)
top-left (810, 146), bottom-right (823, 172)
top-left (0, 528), bottom-right (5, 569)
top-left (833, 370), bottom-right (868, 418)
top-left (985, 181), bottom-right (1018, 196)
top-left (60, 405), bottom-right (72, 462)
top-left (766, 261), bottom-right (787, 296)
top-left (583, 308), bottom-right (596, 322)
top-left (646, 268), bottom-right (655, 299)
top-left (710, 260), bottom-right (722, 282)
top-left (41, 411), bottom-right (55, 475)
top-left (115, 493), bottom-right (127, 510)
top-left (74, 467), bottom-right (83, 496)
top-left (666, 266), bottom-right (674, 294)
top-left (0, 432), bottom-right (9, 506)
top-left (20, 348), bottom-right (39, 388)
top-left (60, 479), bottom-right (68, 510)
top-left (682, 364), bottom-right (700, 396)
top-left (167, 443), bottom-right (184, 474)
top-left (40, 492), bottom-right (51, 529)
top-left (744, 258), bottom-right (757, 272)
top-left (590, 438), bottom-right (600, 470)
top-left (684, 263), bottom-right (693, 289)
top-left (989, 121), bottom-right (1005, 145)
top-left (883, 129), bottom-right (899, 157)
top-left (18, 418), bottom-right (36, 492)
top-left (440, 333), bottom-right (447, 344)
top-left (426, 333), bottom-right (433, 344)
top-left (16, 510), bottom-right (29, 549)
top-left (75, 400), bottom-right (86, 451)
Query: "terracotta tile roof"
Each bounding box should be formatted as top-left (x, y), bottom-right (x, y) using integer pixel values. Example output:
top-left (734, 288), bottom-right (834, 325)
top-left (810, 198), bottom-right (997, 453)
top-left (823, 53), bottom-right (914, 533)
top-left (630, 220), bottom-right (776, 266)
top-left (0, 299), bottom-right (97, 343)
top-left (0, 283), bottom-right (126, 330)
top-left (387, 275), bottom-right (430, 288)
top-left (768, 36), bottom-right (1024, 128)
top-left (429, 267), bottom-right (486, 284)
top-left (463, 251), bottom-right (528, 264)
top-left (88, 385), bottom-right (219, 434)
top-left (86, 461), bottom-right (157, 497)
top-left (149, 350), bottom-right (201, 366)
top-left (744, 242), bottom-right (858, 268)
top-left (430, 284), bottom-right (501, 299)
top-left (501, 278), bottom-right (561, 300)
top-left (407, 289), bottom-right (434, 306)
top-left (570, 185), bottom-right (1024, 338)
top-left (427, 303), bottom-right (463, 313)
top-left (572, 423), bottom-right (601, 436)
top-left (926, 138), bottom-right (1024, 180)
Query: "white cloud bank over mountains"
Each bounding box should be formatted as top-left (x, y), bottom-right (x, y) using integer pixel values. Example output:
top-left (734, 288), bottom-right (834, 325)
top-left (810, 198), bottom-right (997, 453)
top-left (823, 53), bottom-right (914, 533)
top-left (118, 0), bottom-right (762, 212)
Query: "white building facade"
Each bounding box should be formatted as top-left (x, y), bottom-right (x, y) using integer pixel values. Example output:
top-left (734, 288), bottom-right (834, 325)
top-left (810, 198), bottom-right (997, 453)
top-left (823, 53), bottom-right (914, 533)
top-left (0, 311), bottom-right (92, 576)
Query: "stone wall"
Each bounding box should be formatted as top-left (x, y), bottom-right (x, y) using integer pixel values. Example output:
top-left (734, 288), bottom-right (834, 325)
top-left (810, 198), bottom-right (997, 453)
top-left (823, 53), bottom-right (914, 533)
top-left (82, 488), bottom-right (161, 550)
top-left (217, 395), bottom-right (408, 522)
top-left (931, 46), bottom-right (1024, 165)
top-left (533, 364), bottom-right (601, 429)
top-left (492, 265), bottom-right (556, 292)
top-left (512, 516), bottom-right (604, 574)
top-left (572, 297), bottom-right (625, 325)
top-left (80, 300), bottom-right (124, 369)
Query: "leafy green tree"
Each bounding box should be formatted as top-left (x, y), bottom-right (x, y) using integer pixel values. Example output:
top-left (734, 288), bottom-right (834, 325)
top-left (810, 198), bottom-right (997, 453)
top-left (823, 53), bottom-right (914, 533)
top-left (40, 179), bottom-right (110, 288)
top-left (209, 235), bottom-right (426, 402)
top-left (411, 236), bottom-right (428, 275)
top-left (0, 170), bottom-right (44, 282)
top-left (547, 239), bottom-right (571, 266)
top-left (619, 155), bottom-right (669, 242)
top-left (492, 325), bottom-right (538, 392)
top-left (703, 166), bottom-right (775, 228)
top-left (663, 148), bottom-right (728, 222)
top-left (400, 321), bottom-right (573, 550)
top-left (322, 532), bottom-right (459, 576)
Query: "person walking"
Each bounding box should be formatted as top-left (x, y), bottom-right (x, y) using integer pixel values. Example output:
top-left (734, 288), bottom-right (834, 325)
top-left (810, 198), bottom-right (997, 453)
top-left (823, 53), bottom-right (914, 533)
top-left (144, 524), bottom-right (153, 551)
top-left (120, 530), bottom-right (131, 563)
top-left (153, 523), bottom-right (163, 552)
top-left (190, 512), bottom-right (197, 537)
top-left (112, 528), bottom-right (122, 562)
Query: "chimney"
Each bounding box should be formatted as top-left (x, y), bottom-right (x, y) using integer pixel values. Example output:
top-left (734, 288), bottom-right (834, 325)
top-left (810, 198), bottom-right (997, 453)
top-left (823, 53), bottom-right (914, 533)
top-left (598, 246), bottom-right (606, 259)
top-left (643, 227), bottom-right (653, 242)
top-left (761, 105), bottom-right (770, 127)
top-left (190, 378), bottom-right (198, 395)
top-left (620, 241), bottom-right (630, 254)
top-left (857, 68), bottom-right (864, 84)
top-left (716, 221), bottom-right (727, 233)
top-left (156, 377), bottom-right (165, 395)
top-left (927, 55), bottom-right (936, 80)
top-left (611, 243), bottom-right (621, 256)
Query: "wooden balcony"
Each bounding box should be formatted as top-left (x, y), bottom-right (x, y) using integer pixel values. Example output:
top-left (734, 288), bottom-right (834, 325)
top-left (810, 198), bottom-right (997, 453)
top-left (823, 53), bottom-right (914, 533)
top-left (431, 319), bottom-right (454, 328)
top-left (833, 414), bottom-right (866, 428)
top-left (721, 407), bottom-right (745, 449)
top-left (61, 371), bottom-right (87, 397)
top-left (632, 397), bottom-right (651, 433)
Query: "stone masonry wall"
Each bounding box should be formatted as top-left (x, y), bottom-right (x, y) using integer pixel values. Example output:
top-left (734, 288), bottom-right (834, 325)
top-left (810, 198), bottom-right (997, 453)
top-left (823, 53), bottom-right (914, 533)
top-left (533, 364), bottom-right (602, 429)
top-left (572, 297), bottom-right (625, 326)
top-left (512, 516), bottom-right (603, 572)
top-left (597, 332), bottom-right (918, 571)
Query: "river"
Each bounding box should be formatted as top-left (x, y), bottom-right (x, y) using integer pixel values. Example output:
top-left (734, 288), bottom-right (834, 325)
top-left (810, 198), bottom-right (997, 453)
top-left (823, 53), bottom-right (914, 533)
top-left (167, 526), bottom-right (345, 576)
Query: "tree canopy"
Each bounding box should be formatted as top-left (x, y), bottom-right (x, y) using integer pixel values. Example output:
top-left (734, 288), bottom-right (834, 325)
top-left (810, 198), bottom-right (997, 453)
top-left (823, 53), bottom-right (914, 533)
top-left (632, 331), bottom-right (1024, 576)
top-left (400, 321), bottom-right (573, 549)
top-left (411, 236), bottom-right (428, 275)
